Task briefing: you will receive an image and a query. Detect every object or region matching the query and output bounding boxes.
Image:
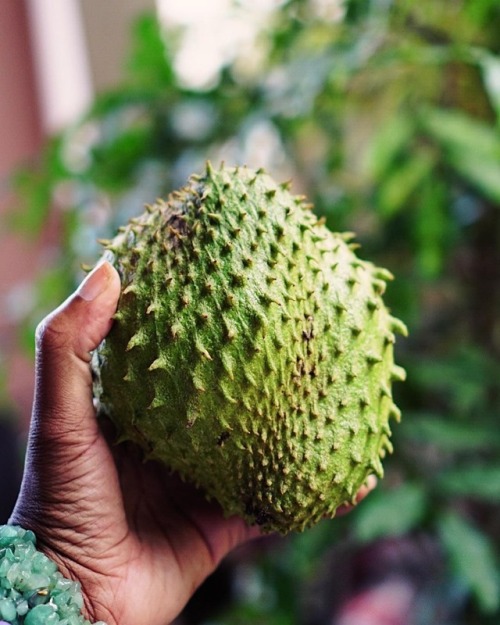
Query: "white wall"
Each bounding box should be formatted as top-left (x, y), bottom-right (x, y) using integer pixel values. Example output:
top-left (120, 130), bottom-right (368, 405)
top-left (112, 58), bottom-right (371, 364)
top-left (80, 0), bottom-right (156, 93)
top-left (25, 0), bottom-right (93, 133)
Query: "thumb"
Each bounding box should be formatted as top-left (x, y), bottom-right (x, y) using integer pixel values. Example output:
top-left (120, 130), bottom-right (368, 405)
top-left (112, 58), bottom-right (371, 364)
top-left (32, 260), bottom-right (121, 441)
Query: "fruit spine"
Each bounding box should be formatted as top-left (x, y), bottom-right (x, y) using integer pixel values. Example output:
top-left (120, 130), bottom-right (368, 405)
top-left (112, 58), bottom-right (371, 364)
top-left (93, 163), bottom-right (407, 534)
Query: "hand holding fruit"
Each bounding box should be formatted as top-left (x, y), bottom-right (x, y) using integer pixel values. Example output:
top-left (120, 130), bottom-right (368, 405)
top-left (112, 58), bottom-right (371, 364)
top-left (8, 165), bottom-right (400, 625)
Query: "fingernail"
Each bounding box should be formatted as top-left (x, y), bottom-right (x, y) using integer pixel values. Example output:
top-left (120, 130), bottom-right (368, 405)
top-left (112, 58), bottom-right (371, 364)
top-left (77, 260), bottom-right (111, 301)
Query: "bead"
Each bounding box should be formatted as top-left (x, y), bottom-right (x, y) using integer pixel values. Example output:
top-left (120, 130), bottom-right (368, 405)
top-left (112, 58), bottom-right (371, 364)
top-left (0, 598), bottom-right (17, 621)
top-left (25, 604), bottom-right (57, 625)
top-left (0, 525), bottom-right (106, 624)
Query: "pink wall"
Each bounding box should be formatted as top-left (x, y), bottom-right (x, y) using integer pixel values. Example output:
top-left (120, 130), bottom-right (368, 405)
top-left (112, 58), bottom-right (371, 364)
top-left (0, 1), bottom-right (44, 424)
top-left (0, 2), bottom-right (41, 173)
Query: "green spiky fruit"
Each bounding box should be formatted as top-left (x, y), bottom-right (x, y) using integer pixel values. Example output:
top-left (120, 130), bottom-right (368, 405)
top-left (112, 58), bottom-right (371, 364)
top-left (93, 163), bottom-right (407, 534)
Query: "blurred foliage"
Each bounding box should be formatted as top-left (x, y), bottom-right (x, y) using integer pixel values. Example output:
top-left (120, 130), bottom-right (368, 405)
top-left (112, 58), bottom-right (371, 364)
top-left (7, 0), bottom-right (500, 622)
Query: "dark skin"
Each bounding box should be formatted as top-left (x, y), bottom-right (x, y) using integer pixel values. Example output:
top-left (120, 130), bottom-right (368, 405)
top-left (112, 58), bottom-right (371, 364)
top-left (10, 261), bottom-right (375, 625)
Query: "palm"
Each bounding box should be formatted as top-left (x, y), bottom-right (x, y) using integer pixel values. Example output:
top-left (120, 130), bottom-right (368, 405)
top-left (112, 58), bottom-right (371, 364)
top-left (18, 414), bottom-right (254, 625)
top-left (98, 435), bottom-right (254, 625)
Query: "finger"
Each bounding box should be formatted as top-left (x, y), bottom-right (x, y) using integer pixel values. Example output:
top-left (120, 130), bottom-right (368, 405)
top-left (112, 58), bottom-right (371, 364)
top-left (336, 474), bottom-right (378, 516)
top-left (31, 260), bottom-right (121, 442)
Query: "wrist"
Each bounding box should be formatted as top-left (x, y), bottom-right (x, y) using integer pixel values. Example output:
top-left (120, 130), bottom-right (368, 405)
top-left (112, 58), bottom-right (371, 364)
top-left (0, 525), bottom-right (107, 625)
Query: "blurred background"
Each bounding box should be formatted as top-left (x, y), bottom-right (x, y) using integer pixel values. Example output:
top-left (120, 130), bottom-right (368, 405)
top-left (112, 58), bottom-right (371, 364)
top-left (1, 0), bottom-right (500, 623)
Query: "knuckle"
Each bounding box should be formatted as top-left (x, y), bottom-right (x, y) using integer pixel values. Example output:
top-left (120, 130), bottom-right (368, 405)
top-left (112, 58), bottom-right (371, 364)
top-left (35, 312), bottom-right (68, 355)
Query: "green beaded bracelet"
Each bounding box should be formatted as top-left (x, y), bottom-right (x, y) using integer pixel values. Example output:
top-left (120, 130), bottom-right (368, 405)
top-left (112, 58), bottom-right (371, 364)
top-left (0, 525), bottom-right (107, 625)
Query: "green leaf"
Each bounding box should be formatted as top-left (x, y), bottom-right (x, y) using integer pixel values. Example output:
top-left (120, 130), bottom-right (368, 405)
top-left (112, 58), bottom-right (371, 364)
top-left (465, 0), bottom-right (500, 26)
top-left (9, 168), bottom-right (53, 234)
top-left (449, 151), bottom-right (500, 203)
top-left (89, 88), bottom-right (157, 119)
top-left (377, 149), bottom-right (435, 217)
top-left (438, 465), bottom-right (500, 502)
top-left (401, 412), bottom-right (500, 453)
top-left (478, 52), bottom-right (500, 116)
top-left (422, 107), bottom-right (500, 160)
top-left (353, 483), bottom-right (427, 543)
top-left (413, 177), bottom-right (450, 278)
top-left (126, 14), bottom-right (174, 90)
top-left (407, 348), bottom-right (500, 417)
top-left (9, 137), bottom-right (68, 236)
top-left (365, 113), bottom-right (415, 180)
top-left (439, 511), bottom-right (500, 613)
top-left (89, 125), bottom-right (154, 191)
top-left (421, 107), bottom-right (500, 202)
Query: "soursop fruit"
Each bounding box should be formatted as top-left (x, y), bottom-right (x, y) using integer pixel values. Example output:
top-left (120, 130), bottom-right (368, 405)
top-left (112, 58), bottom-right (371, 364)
top-left (93, 163), bottom-right (407, 534)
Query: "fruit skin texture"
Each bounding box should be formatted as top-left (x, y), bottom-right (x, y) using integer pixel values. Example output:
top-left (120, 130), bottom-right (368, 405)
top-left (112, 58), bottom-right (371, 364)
top-left (93, 164), bottom-right (407, 534)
